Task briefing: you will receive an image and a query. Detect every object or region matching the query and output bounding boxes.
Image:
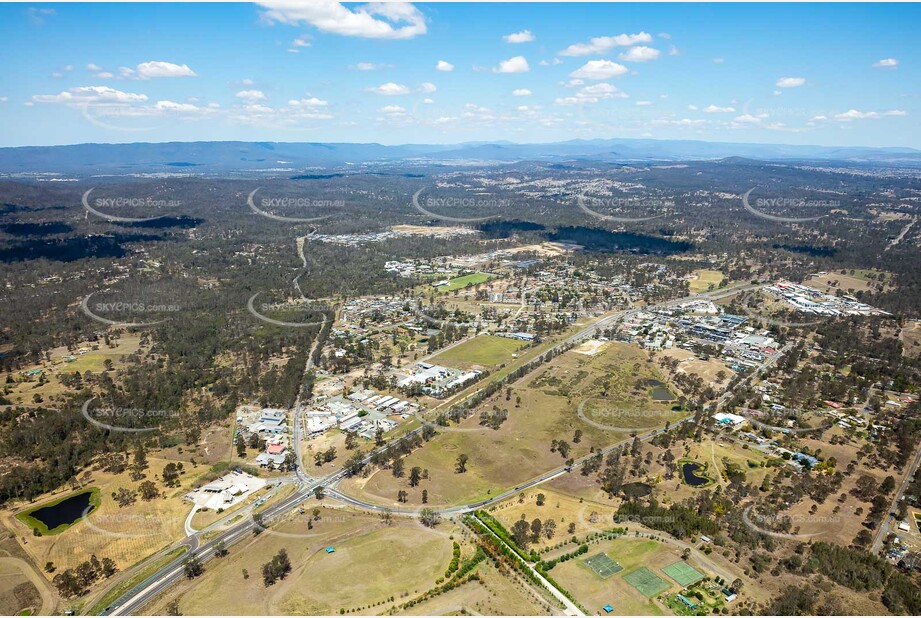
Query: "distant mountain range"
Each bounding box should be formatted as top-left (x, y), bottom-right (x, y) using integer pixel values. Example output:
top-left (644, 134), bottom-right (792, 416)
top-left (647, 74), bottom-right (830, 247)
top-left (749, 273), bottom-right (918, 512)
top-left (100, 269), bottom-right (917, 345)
top-left (1, 138), bottom-right (919, 176)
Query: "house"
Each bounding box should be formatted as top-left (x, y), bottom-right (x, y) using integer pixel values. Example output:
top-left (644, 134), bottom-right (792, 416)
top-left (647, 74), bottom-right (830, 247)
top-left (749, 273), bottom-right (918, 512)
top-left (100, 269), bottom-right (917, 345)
top-left (255, 453), bottom-right (287, 469)
top-left (267, 443), bottom-right (287, 455)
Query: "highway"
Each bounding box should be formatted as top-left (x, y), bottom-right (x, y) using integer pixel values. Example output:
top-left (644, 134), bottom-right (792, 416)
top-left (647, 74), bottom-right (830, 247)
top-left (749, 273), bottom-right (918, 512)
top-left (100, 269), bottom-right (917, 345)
top-left (100, 281), bottom-right (763, 615)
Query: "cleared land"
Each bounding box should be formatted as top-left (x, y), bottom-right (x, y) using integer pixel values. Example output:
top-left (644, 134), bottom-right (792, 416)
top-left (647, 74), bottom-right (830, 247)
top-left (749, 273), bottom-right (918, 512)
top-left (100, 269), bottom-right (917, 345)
top-left (145, 508), bottom-right (452, 616)
top-left (1, 457), bottom-right (210, 573)
top-left (340, 342), bottom-right (686, 508)
top-left (434, 272), bottom-right (494, 293)
top-left (624, 567), bottom-right (670, 597)
top-left (687, 269), bottom-right (724, 293)
top-left (429, 334), bottom-right (526, 370)
top-left (551, 536), bottom-right (685, 615)
top-left (661, 561), bottom-right (705, 587)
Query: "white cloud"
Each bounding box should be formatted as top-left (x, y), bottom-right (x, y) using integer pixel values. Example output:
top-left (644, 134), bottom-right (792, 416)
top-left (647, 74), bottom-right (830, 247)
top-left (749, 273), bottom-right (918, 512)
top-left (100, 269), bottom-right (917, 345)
top-left (776, 77), bottom-right (805, 88)
top-left (504, 29), bottom-right (535, 44)
top-left (436, 60), bottom-right (454, 72)
top-left (872, 58), bottom-right (898, 69)
top-left (354, 62), bottom-right (382, 71)
top-left (833, 108), bottom-right (907, 121)
top-left (618, 46), bottom-right (660, 62)
top-left (558, 32), bottom-right (652, 57)
top-left (154, 100), bottom-right (203, 113)
top-left (569, 60), bottom-right (628, 80)
top-left (418, 82), bottom-right (437, 93)
top-left (236, 89), bottom-right (267, 101)
top-left (703, 104), bottom-right (735, 113)
top-left (635, 100), bottom-right (652, 106)
top-left (291, 34), bottom-right (311, 51)
top-left (512, 88), bottom-right (532, 96)
top-left (32, 85), bottom-right (148, 104)
top-left (554, 82), bottom-right (627, 105)
top-left (258, 0), bottom-right (427, 40)
top-left (379, 105), bottom-right (406, 114)
top-left (494, 56), bottom-right (530, 73)
top-left (367, 82), bottom-right (410, 95)
top-left (136, 61), bottom-right (197, 79)
top-left (687, 104), bottom-right (698, 111)
top-left (95, 72), bottom-right (115, 79)
top-left (422, 98), bottom-right (434, 104)
top-left (712, 58), bottom-right (724, 64)
top-left (86, 64), bottom-right (103, 72)
top-left (733, 113), bottom-right (763, 124)
top-left (288, 97), bottom-right (328, 106)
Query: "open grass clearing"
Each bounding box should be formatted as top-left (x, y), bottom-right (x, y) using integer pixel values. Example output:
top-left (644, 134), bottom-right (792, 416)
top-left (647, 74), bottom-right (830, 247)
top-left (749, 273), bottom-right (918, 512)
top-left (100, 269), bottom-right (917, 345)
top-left (429, 334), bottom-right (526, 370)
top-left (687, 270), bottom-right (724, 293)
top-left (145, 508), bottom-right (452, 616)
top-left (340, 341), bottom-right (685, 508)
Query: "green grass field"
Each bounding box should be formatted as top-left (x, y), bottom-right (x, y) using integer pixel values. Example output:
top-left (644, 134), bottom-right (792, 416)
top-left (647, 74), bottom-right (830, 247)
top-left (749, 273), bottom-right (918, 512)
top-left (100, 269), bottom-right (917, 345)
top-left (430, 335), bottom-right (525, 370)
top-left (435, 272), bottom-right (494, 293)
top-left (662, 561), bottom-right (705, 587)
top-left (624, 567), bottom-right (670, 597)
top-left (87, 547), bottom-right (188, 615)
top-left (688, 270), bottom-right (725, 293)
top-left (584, 553), bottom-right (623, 578)
top-left (14, 488), bottom-right (100, 536)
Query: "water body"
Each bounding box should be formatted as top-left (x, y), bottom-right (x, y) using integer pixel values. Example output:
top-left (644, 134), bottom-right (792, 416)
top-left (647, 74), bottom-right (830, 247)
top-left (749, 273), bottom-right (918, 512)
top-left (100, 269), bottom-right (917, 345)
top-left (621, 482), bottom-right (653, 498)
top-left (644, 379), bottom-right (675, 402)
top-left (682, 462), bottom-right (710, 487)
top-left (28, 491), bottom-right (94, 530)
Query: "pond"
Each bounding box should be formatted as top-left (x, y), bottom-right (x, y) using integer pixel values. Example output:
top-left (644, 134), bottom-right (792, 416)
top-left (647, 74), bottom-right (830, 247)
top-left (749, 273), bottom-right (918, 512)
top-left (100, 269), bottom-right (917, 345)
top-left (682, 462), bottom-right (711, 487)
top-left (28, 491), bottom-right (95, 530)
top-left (621, 482), bottom-right (653, 498)
top-left (645, 379), bottom-right (676, 402)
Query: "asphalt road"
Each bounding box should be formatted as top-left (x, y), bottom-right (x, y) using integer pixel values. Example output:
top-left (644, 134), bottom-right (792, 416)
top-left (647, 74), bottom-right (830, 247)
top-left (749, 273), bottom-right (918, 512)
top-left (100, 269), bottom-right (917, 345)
top-left (102, 281), bottom-right (763, 615)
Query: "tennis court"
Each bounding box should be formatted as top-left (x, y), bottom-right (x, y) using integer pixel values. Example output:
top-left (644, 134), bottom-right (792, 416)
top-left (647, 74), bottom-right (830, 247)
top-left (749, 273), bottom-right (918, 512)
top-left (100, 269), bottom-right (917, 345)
top-left (584, 553), bottom-right (624, 578)
top-left (623, 567), bottom-right (670, 597)
top-left (662, 561), bottom-right (705, 587)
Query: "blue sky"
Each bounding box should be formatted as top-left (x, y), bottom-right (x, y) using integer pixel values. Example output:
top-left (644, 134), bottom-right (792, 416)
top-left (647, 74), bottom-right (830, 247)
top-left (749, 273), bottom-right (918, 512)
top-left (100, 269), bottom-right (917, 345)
top-left (0, 2), bottom-right (917, 148)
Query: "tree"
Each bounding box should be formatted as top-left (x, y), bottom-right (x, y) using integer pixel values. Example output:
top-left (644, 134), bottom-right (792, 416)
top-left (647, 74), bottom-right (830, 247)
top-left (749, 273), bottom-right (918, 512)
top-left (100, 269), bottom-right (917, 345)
top-left (392, 458), bottom-right (405, 478)
top-left (165, 599), bottom-right (182, 616)
top-left (344, 430), bottom-right (358, 450)
top-left (730, 578), bottom-right (743, 593)
top-left (573, 429), bottom-right (582, 444)
top-left (162, 462), bottom-right (180, 487)
top-left (409, 466), bottom-right (422, 487)
top-left (512, 519), bottom-right (531, 548)
top-left (184, 553), bottom-right (203, 579)
top-left (543, 518), bottom-right (557, 539)
top-left (235, 434), bottom-right (246, 458)
top-left (422, 489), bottom-right (428, 504)
top-left (214, 539), bottom-right (228, 557)
top-left (419, 507), bottom-right (441, 528)
top-left (455, 454), bottom-right (468, 473)
top-left (262, 549), bottom-right (291, 586)
top-left (398, 490), bottom-right (408, 503)
top-left (536, 493), bottom-right (545, 506)
top-left (682, 548), bottom-right (692, 560)
top-left (530, 518), bottom-right (542, 541)
top-left (381, 509), bottom-right (393, 526)
top-left (138, 480), bottom-right (159, 500)
top-left (314, 485), bottom-right (325, 500)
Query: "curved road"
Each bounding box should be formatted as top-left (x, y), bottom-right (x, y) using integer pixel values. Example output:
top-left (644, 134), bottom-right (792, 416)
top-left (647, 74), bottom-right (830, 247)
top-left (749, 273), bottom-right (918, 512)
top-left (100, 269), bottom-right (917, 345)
top-left (102, 282), bottom-right (764, 615)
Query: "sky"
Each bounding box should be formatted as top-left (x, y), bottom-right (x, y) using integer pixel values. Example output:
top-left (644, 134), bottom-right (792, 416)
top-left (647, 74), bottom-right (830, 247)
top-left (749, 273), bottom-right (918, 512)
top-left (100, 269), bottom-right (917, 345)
top-left (0, 2), bottom-right (918, 148)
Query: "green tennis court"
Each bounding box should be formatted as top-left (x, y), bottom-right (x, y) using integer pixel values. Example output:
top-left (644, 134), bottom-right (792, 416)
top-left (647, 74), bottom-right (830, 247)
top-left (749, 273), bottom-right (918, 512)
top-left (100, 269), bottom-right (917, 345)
top-left (584, 553), bottom-right (623, 578)
top-left (662, 561), bottom-right (705, 587)
top-left (623, 567), bottom-right (670, 597)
